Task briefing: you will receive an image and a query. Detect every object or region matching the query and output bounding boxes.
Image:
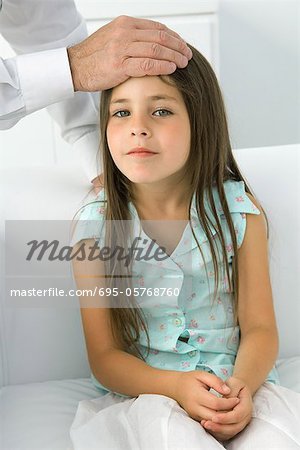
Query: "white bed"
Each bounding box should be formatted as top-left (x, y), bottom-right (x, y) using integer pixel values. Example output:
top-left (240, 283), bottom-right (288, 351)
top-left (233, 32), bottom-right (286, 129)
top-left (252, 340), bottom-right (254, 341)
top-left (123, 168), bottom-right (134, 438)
top-left (0, 144), bottom-right (299, 450)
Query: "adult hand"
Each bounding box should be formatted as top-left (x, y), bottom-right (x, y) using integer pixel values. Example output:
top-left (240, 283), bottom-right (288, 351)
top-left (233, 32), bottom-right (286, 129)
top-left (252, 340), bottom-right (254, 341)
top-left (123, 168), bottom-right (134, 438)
top-left (200, 376), bottom-right (253, 442)
top-left (67, 15), bottom-right (193, 92)
top-left (173, 371), bottom-right (240, 424)
top-left (91, 174), bottom-right (104, 195)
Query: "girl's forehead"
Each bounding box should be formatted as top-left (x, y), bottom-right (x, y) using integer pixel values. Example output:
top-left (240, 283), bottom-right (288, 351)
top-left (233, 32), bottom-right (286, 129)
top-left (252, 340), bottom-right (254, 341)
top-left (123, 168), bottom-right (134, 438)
top-left (111, 76), bottom-right (180, 101)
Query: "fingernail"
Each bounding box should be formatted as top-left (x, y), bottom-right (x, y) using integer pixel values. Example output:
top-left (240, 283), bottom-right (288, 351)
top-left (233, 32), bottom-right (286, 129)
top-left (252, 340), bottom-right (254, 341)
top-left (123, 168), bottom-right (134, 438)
top-left (222, 384), bottom-right (230, 392)
top-left (180, 56), bottom-right (189, 67)
top-left (182, 41), bottom-right (192, 58)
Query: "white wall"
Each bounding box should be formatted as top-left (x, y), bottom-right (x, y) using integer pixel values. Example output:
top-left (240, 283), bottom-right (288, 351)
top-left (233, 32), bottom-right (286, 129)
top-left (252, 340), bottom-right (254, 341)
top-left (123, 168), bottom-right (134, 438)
top-left (219, 0), bottom-right (300, 148)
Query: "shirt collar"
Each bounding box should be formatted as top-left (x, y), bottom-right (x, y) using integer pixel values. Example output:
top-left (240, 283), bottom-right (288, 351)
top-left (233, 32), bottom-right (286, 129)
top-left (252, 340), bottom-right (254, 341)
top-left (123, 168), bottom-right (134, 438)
top-left (96, 188), bottom-right (219, 254)
top-left (94, 180), bottom-right (259, 262)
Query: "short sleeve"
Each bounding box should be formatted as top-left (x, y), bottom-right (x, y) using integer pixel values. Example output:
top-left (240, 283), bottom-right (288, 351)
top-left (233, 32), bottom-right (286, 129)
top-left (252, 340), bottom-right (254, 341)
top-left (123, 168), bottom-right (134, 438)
top-left (70, 191), bottom-right (107, 247)
top-left (219, 180), bottom-right (261, 252)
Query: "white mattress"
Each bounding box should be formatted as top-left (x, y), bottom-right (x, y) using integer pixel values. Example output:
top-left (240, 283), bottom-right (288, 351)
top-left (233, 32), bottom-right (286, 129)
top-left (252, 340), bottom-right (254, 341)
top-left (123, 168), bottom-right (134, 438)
top-left (1, 357), bottom-right (300, 450)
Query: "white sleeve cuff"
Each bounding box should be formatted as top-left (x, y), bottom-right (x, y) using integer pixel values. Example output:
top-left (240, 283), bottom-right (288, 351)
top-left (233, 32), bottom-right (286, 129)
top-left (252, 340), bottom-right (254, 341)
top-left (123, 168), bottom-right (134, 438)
top-left (16, 47), bottom-right (74, 115)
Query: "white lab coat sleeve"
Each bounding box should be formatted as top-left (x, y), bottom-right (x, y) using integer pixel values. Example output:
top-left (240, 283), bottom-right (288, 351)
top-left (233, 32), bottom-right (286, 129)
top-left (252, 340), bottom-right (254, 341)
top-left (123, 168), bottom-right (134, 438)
top-left (0, 0), bottom-right (100, 182)
top-left (0, 48), bottom-right (74, 126)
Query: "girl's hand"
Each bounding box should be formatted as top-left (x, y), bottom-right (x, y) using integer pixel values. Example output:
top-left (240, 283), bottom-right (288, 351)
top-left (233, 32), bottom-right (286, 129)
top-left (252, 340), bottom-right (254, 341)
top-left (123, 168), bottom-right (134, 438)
top-left (173, 371), bottom-right (240, 423)
top-left (200, 376), bottom-right (253, 442)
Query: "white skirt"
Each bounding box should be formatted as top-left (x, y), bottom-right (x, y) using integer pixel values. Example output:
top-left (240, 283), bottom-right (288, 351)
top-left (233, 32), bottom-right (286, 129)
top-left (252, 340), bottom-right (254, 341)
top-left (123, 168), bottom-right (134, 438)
top-left (70, 382), bottom-right (300, 450)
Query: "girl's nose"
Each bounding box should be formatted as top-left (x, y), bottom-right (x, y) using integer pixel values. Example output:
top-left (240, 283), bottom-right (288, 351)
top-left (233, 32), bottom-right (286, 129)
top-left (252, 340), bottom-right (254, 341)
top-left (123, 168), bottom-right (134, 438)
top-left (131, 129), bottom-right (150, 137)
top-left (130, 123), bottom-right (151, 137)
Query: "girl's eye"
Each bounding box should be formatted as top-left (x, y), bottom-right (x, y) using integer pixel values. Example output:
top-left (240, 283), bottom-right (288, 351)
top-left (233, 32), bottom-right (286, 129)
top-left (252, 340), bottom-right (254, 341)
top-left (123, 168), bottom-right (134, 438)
top-left (111, 109), bottom-right (172, 118)
top-left (113, 110), bottom-right (130, 118)
top-left (153, 109), bottom-right (172, 117)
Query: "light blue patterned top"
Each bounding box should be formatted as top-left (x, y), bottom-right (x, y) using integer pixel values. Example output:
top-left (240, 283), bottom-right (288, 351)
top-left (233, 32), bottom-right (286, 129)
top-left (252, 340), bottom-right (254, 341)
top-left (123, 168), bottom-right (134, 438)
top-left (71, 180), bottom-right (280, 397)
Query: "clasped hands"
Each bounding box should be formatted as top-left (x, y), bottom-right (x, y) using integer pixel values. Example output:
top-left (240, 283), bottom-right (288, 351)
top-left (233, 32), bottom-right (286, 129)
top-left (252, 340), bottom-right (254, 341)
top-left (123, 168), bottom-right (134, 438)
top-left (174, 371), bottom-right (253, 443)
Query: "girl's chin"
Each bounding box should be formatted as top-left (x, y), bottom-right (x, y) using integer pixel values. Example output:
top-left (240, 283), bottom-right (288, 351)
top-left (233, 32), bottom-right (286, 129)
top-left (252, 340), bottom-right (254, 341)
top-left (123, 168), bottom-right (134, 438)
top-left (124, 174), bottom-right (160, 184)
top-left (128, 179), bottom-right (157, 185)
top-left (125, 173), bottom-right (179, 186)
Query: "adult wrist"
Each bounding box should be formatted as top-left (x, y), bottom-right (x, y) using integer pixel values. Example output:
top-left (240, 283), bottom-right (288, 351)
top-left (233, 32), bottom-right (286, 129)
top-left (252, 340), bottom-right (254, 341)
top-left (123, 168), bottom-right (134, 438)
top-left (67, 45), bottom-right (83, 92)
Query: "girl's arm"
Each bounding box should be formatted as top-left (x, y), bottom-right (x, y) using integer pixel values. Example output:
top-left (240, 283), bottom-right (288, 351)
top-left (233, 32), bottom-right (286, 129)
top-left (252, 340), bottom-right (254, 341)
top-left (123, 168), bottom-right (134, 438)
top-left (232, 193), bottom-right (279, 396)
top-left (200, 194), bottom-right (280, 441)
top-left (72, 239), bottom-right (182, 398)
top-left (90, 346), bottom-right (181, 399)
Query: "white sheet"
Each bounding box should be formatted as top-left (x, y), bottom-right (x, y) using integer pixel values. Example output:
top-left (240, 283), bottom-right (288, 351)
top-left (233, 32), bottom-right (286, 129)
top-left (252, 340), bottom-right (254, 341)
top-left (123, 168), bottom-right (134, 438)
top-left (70, 382), bottom-right (300, 449)
top-left (0, 378), bottom-right (99, 450)
top-left (0, 358), bottom-right (299, 450)
top-left (276, 357), bottom-right (300, 392)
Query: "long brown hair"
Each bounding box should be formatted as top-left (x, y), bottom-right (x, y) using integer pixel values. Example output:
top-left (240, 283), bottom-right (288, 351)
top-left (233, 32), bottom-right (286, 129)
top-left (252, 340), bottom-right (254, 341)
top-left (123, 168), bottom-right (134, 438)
top-left (86, 44), bottom-right (266, 360)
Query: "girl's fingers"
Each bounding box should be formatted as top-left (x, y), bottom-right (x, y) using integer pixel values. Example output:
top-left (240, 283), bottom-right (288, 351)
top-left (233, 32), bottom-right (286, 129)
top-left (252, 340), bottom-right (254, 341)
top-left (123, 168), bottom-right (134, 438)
top-left (211, 403), bottom-right (244, 425)
top-left (200, 390), bottom-right (240, 412)
top-left (197, 405), bottom-right (220, 421)
top-left (203, 420), bottom-right (241, 436)
top-left (195, 399), bottom-right (239, 423)
top-left (211, 412), bottom-right (238, 425)
top-left (212, 405), bottom-right (246, 425)
top-left (196, 372), bottom-right (231, 396)
top-left (201, 418), bottom-right (240, 442)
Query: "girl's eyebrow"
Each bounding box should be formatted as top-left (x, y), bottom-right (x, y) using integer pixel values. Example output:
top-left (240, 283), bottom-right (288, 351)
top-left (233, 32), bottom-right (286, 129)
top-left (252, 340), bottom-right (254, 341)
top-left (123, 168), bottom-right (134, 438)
top-left (110, 95), bottom-right (178, 104)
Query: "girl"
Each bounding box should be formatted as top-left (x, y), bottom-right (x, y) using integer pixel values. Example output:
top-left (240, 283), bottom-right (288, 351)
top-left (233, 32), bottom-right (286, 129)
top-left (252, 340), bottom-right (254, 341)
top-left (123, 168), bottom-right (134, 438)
top-left (70, 45), bottom-right (300, 449)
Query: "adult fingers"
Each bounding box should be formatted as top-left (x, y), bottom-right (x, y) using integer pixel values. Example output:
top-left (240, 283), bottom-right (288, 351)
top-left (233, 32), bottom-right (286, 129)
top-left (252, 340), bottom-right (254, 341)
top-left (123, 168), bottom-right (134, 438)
top-left (132, 29), bottom-right (193, 61)
top-left (91, 174), bottom-right (104, 188)
top-left (122, 15), bottom-right (184, 41)
top-left (124, 41), bottom-right (189, 69)
top-left (122, 57), bottom-right (177, 78)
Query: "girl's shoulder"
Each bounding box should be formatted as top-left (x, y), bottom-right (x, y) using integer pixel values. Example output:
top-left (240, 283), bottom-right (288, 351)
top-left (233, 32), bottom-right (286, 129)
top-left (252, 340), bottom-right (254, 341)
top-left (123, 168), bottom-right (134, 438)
top-left (75, 189), bottom-right (107, 221)
top-left (70, 189), bottom-right (107, 246)
top-left (216, 179), bottom-right (261, 216)
top-left (213, 180), bottom-right (263, 249)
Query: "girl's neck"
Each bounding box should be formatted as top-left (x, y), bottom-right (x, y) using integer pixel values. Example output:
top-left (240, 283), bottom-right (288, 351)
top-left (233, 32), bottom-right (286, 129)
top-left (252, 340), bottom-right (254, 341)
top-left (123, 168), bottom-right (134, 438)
top-left (131, 183), bottom-right (192, 221)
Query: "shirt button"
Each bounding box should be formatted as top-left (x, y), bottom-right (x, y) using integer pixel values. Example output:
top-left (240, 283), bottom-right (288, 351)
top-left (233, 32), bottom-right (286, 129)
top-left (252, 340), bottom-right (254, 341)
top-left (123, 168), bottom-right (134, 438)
top-left (173, 318), bottom-right (183, 327)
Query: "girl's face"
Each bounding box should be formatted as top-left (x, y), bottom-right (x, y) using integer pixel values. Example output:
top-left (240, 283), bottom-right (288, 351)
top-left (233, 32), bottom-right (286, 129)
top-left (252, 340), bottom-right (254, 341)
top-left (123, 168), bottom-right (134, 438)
top-left (106, 76), bottom-right (191, 188)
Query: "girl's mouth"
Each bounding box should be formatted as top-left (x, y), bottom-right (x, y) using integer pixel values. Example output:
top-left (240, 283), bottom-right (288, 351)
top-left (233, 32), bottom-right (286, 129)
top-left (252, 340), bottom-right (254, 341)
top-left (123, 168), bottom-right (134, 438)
top-left (127, 147), bottom-right (158, 157)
